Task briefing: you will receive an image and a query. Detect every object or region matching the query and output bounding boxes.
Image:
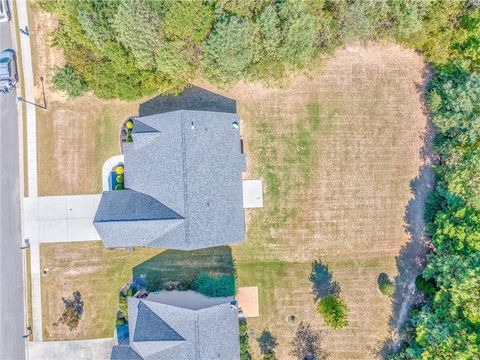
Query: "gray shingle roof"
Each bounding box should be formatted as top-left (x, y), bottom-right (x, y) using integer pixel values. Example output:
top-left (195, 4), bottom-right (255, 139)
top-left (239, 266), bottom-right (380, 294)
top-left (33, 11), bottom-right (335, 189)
top-left (133, 302), bottom-right (184, 342)
top-left (94, 110), bottom-right (246, 250)
top-left (121, 297), bottom-right (240, 360)
top-left (111, 346), bottom-right (142, 360)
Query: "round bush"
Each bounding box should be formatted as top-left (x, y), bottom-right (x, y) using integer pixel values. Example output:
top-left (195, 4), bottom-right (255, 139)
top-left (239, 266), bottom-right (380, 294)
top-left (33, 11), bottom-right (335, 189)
top-left (316, 294), bottom-right (349, 329)
top-left (126, 120), bottom-right (134, 129)
top-left (116, 175), bottom-right (124, 183)
top-left (378, 278), bottom-right (395, 297)
top-left (115, 184), bottom-right (123, 190)
top-left (115, 166), bottom-right (124, 175)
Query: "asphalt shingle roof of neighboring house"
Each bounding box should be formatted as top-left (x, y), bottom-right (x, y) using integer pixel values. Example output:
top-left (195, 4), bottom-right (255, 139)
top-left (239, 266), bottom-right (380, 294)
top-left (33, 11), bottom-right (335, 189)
top-left (93, 110), bottom-right (246, 250)
top-left (111, 297), bottom-right (240, 360)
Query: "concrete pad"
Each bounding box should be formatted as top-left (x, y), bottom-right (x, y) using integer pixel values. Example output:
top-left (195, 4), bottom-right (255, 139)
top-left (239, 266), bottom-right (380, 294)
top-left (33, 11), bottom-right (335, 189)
top-left (23, 195), bottom-right (102, 243)
top-left (29, 338), bottom-right (114, 360)
top-left (242, 180), bottom-right (263, 208)
top-left (237, 286), bottom-right (259, 317)
top-left (66, 195), bottom-right (99, 218)
top-left (37, 196), bottom-right (67, 220)
top-left (67, 219), bottom-right (100, 242)
top-left (38, 220), bottom-right (68, 243)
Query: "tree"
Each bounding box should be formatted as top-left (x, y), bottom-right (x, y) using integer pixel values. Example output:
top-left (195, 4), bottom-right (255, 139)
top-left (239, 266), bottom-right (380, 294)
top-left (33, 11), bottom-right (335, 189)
top-left (290, 322), bottom-right (328, 360)
top-left (316, 294), bottom-right (349, 329)
top-left (52, 65), bottom-right (87, 98)
top-left (202, 16), bottom-right (259, 84)
top-left (277, 0), bottom-right (318, 67)
top-left (163, 0), bottom-right (214, 44)
top-left (113, 0), bottom-right (163, 70)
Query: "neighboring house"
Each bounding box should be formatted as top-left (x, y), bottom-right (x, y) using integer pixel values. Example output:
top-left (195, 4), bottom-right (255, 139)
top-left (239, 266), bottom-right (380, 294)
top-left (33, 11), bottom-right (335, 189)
top-left (111, 296), bottom-right (240, 360)
top-left (93, 110), bottom-right (246, 250)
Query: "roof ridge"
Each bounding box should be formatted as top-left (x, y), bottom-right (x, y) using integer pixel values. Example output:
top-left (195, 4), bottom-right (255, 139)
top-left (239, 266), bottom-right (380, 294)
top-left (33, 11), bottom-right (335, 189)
top-left (194, 313), bottom-right (200, 360)
top-left (180, 112), bottom-right (190, 248)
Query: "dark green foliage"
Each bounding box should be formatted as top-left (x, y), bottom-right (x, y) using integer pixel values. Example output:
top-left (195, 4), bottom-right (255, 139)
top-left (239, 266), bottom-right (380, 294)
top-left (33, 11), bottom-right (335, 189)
top-left (415, 275), bottom-right (436, 297)
top-left (202, 16), bottom-right (259, 84)
top-left (378, 273), bottom-right (395, 297)
top-left (316, 294), bottom-right (349, 329)
top-left (239, 320), bottom-right (252, 360)
top-left (52, 65), bottom-right (87, 98)
top-left (398, 63), bottom-right (480, 359)
top-left (42, 0), bottom-right (478, 98)
top-left (191, 272), bottom-right (236, 297)
top-left (145, 273), bottom-right (163, 292)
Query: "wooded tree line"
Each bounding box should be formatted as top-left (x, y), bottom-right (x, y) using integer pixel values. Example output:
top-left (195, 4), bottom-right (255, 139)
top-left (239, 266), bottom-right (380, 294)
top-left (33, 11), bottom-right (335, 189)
top-left (391, 67), bottom-right (480, 359)
top-left (43, 0), bottom-right (479, 100)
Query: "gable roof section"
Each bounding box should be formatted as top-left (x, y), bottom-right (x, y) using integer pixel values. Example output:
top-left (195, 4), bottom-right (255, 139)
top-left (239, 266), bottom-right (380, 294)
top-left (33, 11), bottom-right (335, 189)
top-left (133, 302), bottom-right (184, 342)
top-left (95, 190), bottom-right (183, 222)
top-left (94, 110), bottom-right (246, 250)
top-left (123, 297), bottom-right (240, 360)
top-left (111, 346), bottom-right (142, 360)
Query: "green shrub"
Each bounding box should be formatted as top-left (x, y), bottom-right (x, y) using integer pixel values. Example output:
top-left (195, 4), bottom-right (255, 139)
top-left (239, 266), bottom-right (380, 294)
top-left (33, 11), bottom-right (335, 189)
top-left (316, 294), bottom-right (349, 329)
top-left (118, 296), bottom-right (128, 320)
top-left (52, 65), bottom-right (87, 99)
top-left (378, 273), bottom-right (395, 297)
top-left (116, 317), bottom-right (125, 326)
top-left (415, 275), bottom-right (437, 297)
top-left (239, 321), bottom-right (252, 360)
top-left (192, 272), bottom-right (235, 297)
top-left (146, 274), bottom-right (163, 292)
top-left (116, 175), bottom-right (124, 183)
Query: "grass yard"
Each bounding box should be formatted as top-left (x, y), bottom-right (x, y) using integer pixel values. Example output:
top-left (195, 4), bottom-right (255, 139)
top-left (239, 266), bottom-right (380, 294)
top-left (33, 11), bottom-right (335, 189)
top-left (40, 243), bottom-right (234, 340)
top-left (224, 44), bottom-right (430, 359)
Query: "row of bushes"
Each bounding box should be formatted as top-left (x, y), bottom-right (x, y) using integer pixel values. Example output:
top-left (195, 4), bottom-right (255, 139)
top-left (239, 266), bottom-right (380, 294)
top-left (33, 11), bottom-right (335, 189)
top-left (393, 66), bottom-right (480, 358)
top-left (144, 271), bottom-right (236, 298)
top-left (43, 1), bottom-right (479, 100)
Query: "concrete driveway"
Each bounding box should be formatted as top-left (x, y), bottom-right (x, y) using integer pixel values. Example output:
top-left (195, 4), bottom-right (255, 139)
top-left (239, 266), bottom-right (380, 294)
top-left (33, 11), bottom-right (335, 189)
top-left (28, 338), bottom-right (114, 360)
top-left (24, 195), bottom-right (101, 244)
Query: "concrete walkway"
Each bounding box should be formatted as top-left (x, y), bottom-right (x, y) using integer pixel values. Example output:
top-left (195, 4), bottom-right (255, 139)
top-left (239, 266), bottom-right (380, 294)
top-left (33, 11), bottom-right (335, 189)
top-left (17, 0), bottom-right (38, 197)
top-left (29, 338), bottom-right (114, 360)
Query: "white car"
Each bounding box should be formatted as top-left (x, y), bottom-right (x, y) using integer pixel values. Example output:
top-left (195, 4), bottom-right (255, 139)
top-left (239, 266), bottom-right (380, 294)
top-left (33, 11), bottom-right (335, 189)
top-left (0, 49), bottom-right (18, 93)
top-left (0, 0), bottom-right (10, 23)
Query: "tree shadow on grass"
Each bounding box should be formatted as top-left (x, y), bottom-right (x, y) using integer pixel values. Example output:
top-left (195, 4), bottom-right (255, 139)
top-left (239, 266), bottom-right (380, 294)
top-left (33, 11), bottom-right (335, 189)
top-left (309, 260), bottom-right (340, 301)
top-left (139, 86), bottom-right (237, 116)
top-left (379, 66), bottom-right (436, 357)
top-left (257, 330), bottom-right (278, 355)
top-left (132, 246), bottom-right (234, 285)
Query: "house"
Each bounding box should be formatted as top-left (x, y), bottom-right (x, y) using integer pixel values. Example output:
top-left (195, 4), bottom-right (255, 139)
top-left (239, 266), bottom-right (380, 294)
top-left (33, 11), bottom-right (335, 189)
top-left (111, 295), bottom-right (240, 360)
top-left (93, 109), bottom-right (246, 250)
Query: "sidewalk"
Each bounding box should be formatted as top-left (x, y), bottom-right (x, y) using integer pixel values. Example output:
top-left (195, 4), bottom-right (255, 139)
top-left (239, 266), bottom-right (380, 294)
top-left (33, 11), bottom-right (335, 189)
top-left (17, 0), bottom-right (38, 197)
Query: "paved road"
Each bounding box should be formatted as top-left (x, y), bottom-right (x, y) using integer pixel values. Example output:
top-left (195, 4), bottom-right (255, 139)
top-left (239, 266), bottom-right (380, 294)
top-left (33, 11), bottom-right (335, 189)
top-left (0, 10), bottom-right (26, 360)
